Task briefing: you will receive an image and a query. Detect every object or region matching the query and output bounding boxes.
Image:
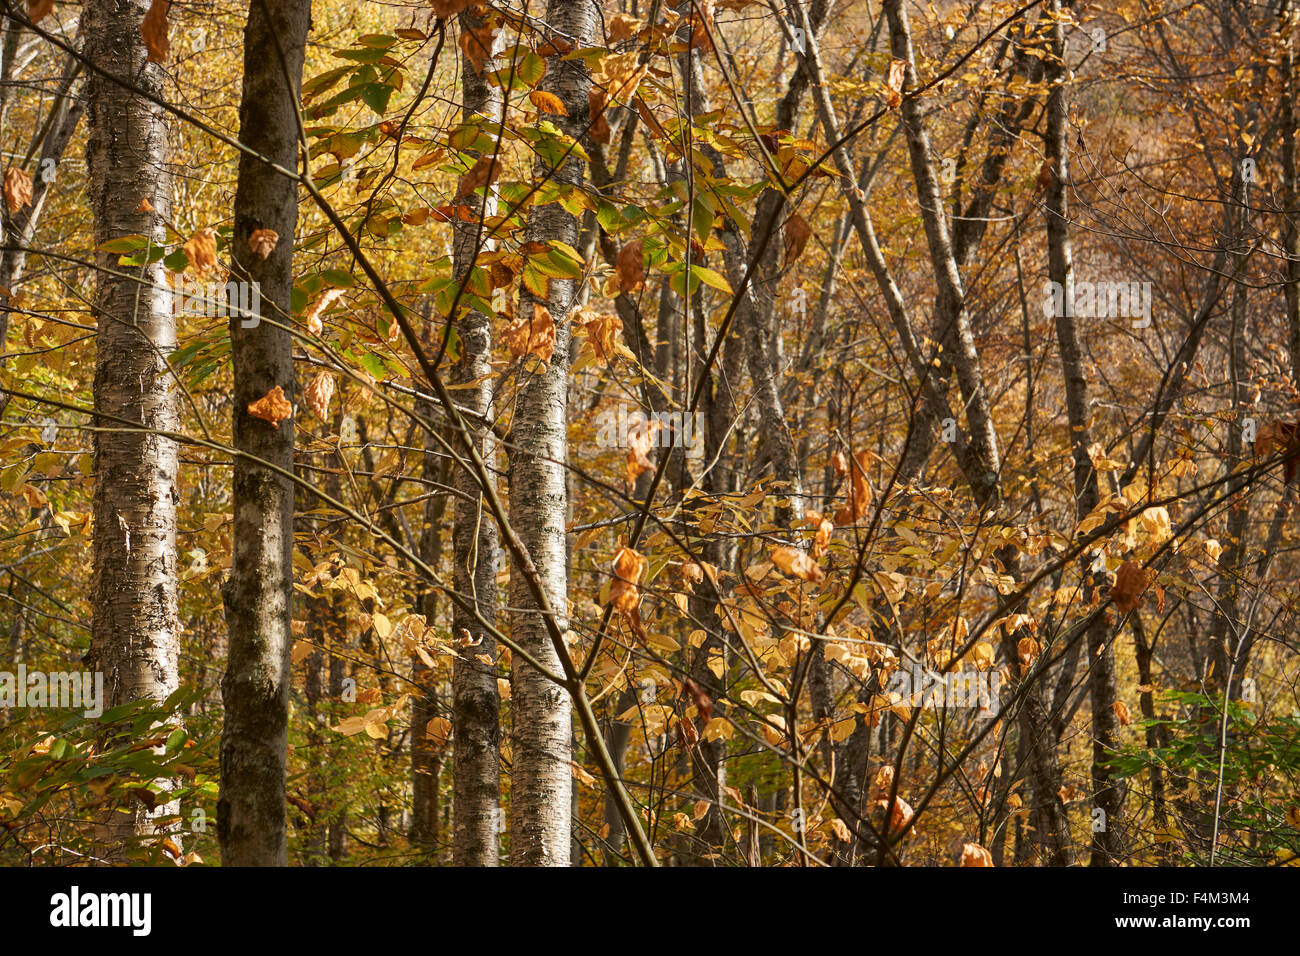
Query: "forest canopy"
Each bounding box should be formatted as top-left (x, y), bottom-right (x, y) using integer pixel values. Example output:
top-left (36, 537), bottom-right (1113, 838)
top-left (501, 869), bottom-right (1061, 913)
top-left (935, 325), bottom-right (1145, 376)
top-left (0, 0), bottom-right (1297, 869)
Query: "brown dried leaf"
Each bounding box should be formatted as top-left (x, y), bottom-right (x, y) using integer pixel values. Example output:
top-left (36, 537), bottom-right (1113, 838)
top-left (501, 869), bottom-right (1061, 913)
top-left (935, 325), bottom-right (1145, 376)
top-left (575, 307), bottom-right (622, 365)
top-left (3, 168), bottom-right (33, 215)
top-left (616, 238), bottom-right (645, 293)
top-left (28, 1), bottom-right (55, 24)
top-left (502, 306), bottom-right (555, 364)
top-left (770, 545), bottom-right (824, 583)
top-left (885, 58), bottom-right (906, 109)
top-left (182, 227), bottom-right (217, 274)
top-left (456, 155), bottom-right (501, 200)
top-left (1111, 560), bottom-right (1150, 614)
top-left (140, 0), bottom-right (171, 64)
top-left (430, 0), bottom-right (473, 17)
top-left (304, 371), bottom-right (335, 421)
top-left (459, 20), bottom-right (497, 76)
top-left (625, 415), bottom-right (660, 484)
top-left (247, 228), bottom-right (278, 259)
top-left (833, 450), bottom-right (873, 525)
top-left (782, 212), bottom-right (812, 267)
top-left (304, 287), bottom-right (346, 336)
top-left (588, 88), bottom-right (611, 144)
top-left (682, 676), bottom-right (713, 723)
top-left (247, 385), bottom-right (293, 429)
top-left (804, 509), bottom-right (834, 558)
top-left (608, 13), bottom-right (643, 43)
top-left (875, 795), bottom-right (916, 838)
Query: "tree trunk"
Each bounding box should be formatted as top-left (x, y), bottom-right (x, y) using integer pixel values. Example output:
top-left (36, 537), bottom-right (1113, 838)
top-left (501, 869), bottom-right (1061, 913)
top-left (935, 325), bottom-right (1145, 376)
top-left (83, 0), bottom-right (180, 856)
top-left (1041, 1), bottom-right (1122, 865)
top-left (218, 0), bottom-right (312, 867)
top-left (450, 6), bottom-right (503, 867)
top-left (507, 0), bottom-right (593, 866)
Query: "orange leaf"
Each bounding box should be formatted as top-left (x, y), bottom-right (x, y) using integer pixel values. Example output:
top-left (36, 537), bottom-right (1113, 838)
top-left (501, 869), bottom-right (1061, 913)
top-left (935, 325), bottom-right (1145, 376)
top-left (770, 545), bottom-right (824, 583)
top-left (1111, 560), bottom-right (1150, 614)
top-left (501, 306), bottom-right (555, 364)
top-left (616, 238), bottom-right (645, 293)
top-left (960, 842), bottom-right (994, 866)
top-left (247, 229), bottom-right (278, 259)
top-left (182, 227), bottom-right (217, 274)
top-left (625, 414), bottom-right (660, 485)
top-left (3, 168), bottom-right (32, 215)
top-left (885, 58), bottom-right (906, 109)
top-left (304, 287), bottom-right (346, 336)
top-left (456, 155), bottom-right (501, 199)
top-left (140, 0), bottom-right (171, 64)
top-left (782, 212), bottom-right (812, 267)
top-left (430, 0), bottom-right (473, 17)
top-left (529, 90), bottom-right (567, 116)
top-left (247, 386), bottom-right (293, 429)
top-left (833, 450), bottom-right (873, 525)
top-left (28, 1), bottom-right (55, 24)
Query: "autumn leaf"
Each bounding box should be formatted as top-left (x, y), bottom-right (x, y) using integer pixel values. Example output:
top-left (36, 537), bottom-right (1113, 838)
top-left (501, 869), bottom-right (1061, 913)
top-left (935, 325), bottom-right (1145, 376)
top-left (140, 0), bottom-right (172, 64)
top-left (3, 168), bottom-right (33, 215)
top-left (459, 20), bottom-right (497, 76)
top-left (430, 0), bottom-right (473, 17)
top-left (456, 155), bottom-right (501, 200)
top-left (304, 287), bottom-right (346, 336)
top-left (1113, 699), bottom-right (1133, 727)
top-left (529, 90), bottom-right (567, 116)
top-left (247, 385), bottom-right (293, 429)
top-left (247, 228), bottom-right (278, 259)
top-left (1086, 441), bottom-right (1123, 472)
top-left (182, 227), bottom-right (217, 274)
top-left (833, 449), bottom-right (873, 525)
top-left (770, 545), bottom-right (824, 583)
top-left (1111, 560), bottom-right (1150, 614)
top-left (608, 546), bottom-right (646, 637)
top-left (608, 13), bottom-right (642, 43)
top-left (574, 308), bottom-right (622, 365)
top-left (682, 676), bottom-right (713, 723)
top-left (875, 795), bottom-right (916, 838)
top-left (625, 414), bottom-right (660, 484)
top-left (28, 0), bottom-right (55, 24)
top-left (304, 371), bottom-right (334, 421)
top-left (960, 842), bottom-right (994, 866)
top-left (425, 716), bottom-right (451, 749)
top-left (804, 509), bottom-right (833, 557)
top-left (782, 212), bottom-right (812, 267)
top-left (616, 238), bottom-right (645, 292)
top-left (885, 58), bottom-right (907, 109)
top-left (1139, 506), bottom-right (1172, 544)
top-left (502, 306), bottom-right (555, 364)
top-left (589, 88), bottom-right (611, 144)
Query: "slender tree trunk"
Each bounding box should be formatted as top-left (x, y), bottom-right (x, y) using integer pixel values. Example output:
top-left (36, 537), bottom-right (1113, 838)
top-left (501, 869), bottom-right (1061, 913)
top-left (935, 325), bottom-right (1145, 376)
top-left (218, 0), bottom-right (311, 867)
top-left (507, 0), bottom-right (593, 866)
top-left (83, 0), bottom-right (180, 856)
top-left (451, 6), bottom-right (503, 866)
